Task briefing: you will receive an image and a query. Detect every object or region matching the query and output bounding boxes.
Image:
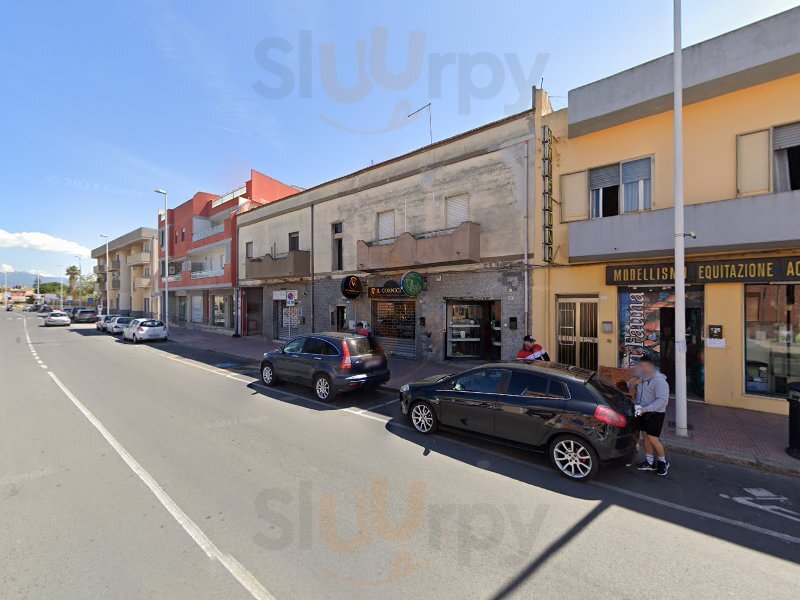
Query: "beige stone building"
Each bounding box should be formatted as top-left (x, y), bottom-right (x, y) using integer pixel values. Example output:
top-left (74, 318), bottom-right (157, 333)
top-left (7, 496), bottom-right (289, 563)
top-left (92, 227), bottom-right (159, 317)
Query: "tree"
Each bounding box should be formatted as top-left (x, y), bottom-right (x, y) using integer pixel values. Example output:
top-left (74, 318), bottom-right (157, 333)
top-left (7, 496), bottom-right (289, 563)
top-left (37, 282), bottom-right (62, 295)
top-left (66, 265), bottom-right (80, 292)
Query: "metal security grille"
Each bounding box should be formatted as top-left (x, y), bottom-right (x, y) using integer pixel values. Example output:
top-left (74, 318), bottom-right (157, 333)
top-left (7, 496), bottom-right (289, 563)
top-left (446, 195), bottom-right (469, 229)
top-left (274, 300), bottom-right (299, 340)
top-left (372, 301), bottom-right (416, 358)
top-left (556, 298), bottom-right (598, 371)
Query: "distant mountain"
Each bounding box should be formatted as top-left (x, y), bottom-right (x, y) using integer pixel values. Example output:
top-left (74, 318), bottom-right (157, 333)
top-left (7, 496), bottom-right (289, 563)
top-left (2, 272), bottom-right (62, 288)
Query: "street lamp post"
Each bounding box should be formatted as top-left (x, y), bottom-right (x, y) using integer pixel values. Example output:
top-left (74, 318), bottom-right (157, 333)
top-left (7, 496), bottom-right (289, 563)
top-left (74, 255), bottom-right (82, 307)
top-left (57, 265), bottom-right (65, 309)
top-left (100, 235), bottom-right (110, 316)
top-left (155, 189), bottom-right (169, 332)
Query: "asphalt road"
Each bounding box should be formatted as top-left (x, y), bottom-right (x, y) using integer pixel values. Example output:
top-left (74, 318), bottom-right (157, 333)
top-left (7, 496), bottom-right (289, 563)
top-left (2, 311), bottom-right (799, 599)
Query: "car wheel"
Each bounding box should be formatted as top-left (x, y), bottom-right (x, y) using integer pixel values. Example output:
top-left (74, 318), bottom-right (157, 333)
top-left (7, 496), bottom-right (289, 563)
top-left (409, 400), bottom-right (438, 434)
top-left (313, 373), bottom-right (336, 402)
top-left (549, 434), bottom-right (599, 482)
top-left (261, 363), bottom-right (276, 386)
top-left (132, 334), bottom-right (138, 344)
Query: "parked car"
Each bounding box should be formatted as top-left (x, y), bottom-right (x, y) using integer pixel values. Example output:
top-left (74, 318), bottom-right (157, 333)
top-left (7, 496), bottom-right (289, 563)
top-left (37, 305), bottom-right (53, 314)
top-left (106, 316), bottom-right (133, 334)
top-left (399, 362), bottom-right (636, 481)
top-left (96, 314), bottom-right (121, 331)
top-left (260, 333), bottom-right (390, 402)
top-left (5, 305), bottom-right (12, 311)
top-left (44, 310), bottom-right (71, 327)
top-left (23, 305), bottom-right (34, 312)
top-left (66, 307), bottom-right (83, 320)
top-left (72, 309), bottom-right (98, 323)
top-left (122, 319), bottom-right (168, 343)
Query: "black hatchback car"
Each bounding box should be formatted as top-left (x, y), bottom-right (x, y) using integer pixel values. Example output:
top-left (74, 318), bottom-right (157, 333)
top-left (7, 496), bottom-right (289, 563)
top-left (260, 333), bottom-right (391, 402)
top-left (400, 362), bottom-right (636, 481)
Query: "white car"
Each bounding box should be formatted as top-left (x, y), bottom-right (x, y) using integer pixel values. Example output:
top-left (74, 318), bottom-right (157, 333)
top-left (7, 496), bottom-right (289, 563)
top-left (44, 311), bottom-right (71, 327)
top-left (107, 316), bottom-right (133, 335)
top-left (123, 319), bottom-right (168, 343)
top-left (96, 314), bottom-right (121, 331)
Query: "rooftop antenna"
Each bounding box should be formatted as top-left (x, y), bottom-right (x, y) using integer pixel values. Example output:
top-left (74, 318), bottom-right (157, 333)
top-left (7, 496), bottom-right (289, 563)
top-left (407, 102), bottom-right (435, 232)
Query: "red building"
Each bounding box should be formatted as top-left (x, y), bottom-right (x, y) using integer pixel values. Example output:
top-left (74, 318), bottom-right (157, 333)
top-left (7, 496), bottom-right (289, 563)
top-left (158, 169), bottom-right (297, 333)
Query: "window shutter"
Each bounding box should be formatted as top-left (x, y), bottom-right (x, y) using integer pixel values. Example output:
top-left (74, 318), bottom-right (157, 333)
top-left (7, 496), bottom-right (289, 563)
top-left (446, 195), bottom-right (469, 229)
top-left (773, 122), bottom-right (800, 150)
top-left (621, 158), bottom-right (651, 183)
top-left (737, 130), bottom-right (770, 196)
top-left (560, 171), bottom-right (588, 221)
top-left (589, 164), bottom-right (620, 189)
top-left (377, 210), bottom-right (395, 240)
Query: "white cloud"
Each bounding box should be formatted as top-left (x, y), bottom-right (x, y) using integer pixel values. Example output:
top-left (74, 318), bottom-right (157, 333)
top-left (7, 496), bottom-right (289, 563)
top-left (30, 269), bottom-right (56, 277)
top-left (0, 229), bottom-right (90, 258)
top-left (0, 263), bottom-right (14, 273)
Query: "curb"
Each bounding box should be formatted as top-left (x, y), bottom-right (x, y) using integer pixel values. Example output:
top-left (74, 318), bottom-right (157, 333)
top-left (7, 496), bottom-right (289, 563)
top-left (664, 440), bottom-right (800, 478)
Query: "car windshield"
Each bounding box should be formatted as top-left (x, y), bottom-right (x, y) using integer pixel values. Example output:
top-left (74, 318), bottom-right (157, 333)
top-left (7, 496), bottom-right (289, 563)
top-left (347, 336), bottom-right (378, 355)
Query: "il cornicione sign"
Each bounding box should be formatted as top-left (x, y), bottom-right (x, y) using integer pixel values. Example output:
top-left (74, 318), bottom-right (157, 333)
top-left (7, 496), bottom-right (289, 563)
top-left (606, 256), bottom-right (800, 285)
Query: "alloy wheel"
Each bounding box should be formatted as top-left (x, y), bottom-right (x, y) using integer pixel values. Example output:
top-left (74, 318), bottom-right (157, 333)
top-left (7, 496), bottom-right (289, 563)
top-left (262, 365), bottom-right (273, 385)
top-left (411, 403), bottom-right (434, 433)
top-left (552, 439), bottom-right (593, 479)
top-left (315, 376), bottom-right (330, 400)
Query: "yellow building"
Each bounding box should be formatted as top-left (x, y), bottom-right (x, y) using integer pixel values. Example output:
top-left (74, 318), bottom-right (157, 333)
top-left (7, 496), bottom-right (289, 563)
top-left (91, 227), bottom-right (159, 317)
top-left (531, 8), bottom-right (800, 415)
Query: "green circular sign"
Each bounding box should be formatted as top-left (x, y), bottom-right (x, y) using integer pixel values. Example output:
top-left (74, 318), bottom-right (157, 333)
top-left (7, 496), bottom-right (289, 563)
top-left (400, 271), bottom-right (424, 297)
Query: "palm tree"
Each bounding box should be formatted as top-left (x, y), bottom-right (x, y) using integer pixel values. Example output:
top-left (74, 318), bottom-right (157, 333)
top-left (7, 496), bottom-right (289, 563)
top-left (66, 265), bottom-right (80, 293)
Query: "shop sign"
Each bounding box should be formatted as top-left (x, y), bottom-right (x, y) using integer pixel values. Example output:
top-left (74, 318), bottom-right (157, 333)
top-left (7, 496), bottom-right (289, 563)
top-left (368, 280), bottom-right (406, 299)
top-left (606, 256), bottom-right (800, 285)
top-left (340, 275), bottom-right (363, 299)
top-left (400, 271), bottom-right (424, 297)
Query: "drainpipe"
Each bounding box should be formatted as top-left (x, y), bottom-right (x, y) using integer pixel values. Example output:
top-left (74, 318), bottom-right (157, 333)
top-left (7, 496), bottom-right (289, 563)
top-left (524, 139), bottom-right (530, 335)
top-left (310, 204), bottom-right (315, 333)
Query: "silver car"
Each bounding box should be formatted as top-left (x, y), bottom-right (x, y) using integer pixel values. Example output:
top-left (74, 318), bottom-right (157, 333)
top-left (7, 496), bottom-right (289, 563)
top-left (107, 316), bottom-right (133, 335)
top-left (96, 314), bottom-right (121, 331)
top-left (44, 311), bottom-right (71, 327)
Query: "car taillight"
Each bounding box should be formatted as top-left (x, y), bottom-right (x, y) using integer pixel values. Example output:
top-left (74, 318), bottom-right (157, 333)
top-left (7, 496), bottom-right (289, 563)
top-left (138, 327), bottom-right (144, 333)
top-left (594, 405), bottom-right (627, 428)
top-left (341, 340), bottom-right (352, 369)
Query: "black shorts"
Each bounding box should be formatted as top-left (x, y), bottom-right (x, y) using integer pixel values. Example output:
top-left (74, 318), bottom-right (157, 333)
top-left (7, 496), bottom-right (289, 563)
top-left (636, 412), bottom-right (665, 437)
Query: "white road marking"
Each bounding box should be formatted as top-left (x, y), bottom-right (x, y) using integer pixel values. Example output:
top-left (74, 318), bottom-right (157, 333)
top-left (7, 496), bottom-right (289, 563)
top-left (45, 371), bottom-right (276, 600)
top-left (145, 340), bottom-right (800, 546)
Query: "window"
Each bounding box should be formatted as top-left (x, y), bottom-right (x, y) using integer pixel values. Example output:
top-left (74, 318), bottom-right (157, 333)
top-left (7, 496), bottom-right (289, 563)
top-left (507, 372), bottom-right (550, 397)
top-left (773, 121), bottom-right (800, 192)
top-left (453, 369), bottom-right (506, 394)
top-left (737, 129), bottom-right (771, 196)
top-left (245, 241), bottom-right (254, 259)
top-left (181, 228), bottom-right (185, 242)
top-left (745, 284), bottom-right (799, 397)
top-left (331, 223), bottom-right (343, 271)
top-left (143, 242), bottom-right (150, 252)
top-left (446, 194), bottom-right (469, 229)
top-left (302, 337), bottom-right (338, 355)
top-left (174, 231), bottom-right (178, 244)
top-left (589, 158), bottom-right (652, 218)
top-left (159, 229), bottom-right (165, 247)
top-left (143, 297), bottom-right (150, 315)
top-left (376, 210), bottom-right (395, 241)
top-left (144, 266), bottom-right (150, 277)
top-left (212, 295), bottom-right (228, 327)
top-left (288, 232), bottom-right (300, 251)
top-left (283, 337), bottom-right (305, 353)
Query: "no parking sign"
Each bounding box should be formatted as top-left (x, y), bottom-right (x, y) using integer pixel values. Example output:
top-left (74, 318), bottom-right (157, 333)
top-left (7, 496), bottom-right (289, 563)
top-left (286, 290), bottom-right (297, 306)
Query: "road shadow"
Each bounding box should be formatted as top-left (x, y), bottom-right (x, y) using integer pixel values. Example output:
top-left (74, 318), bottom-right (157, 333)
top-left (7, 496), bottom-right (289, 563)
top-left (384, 414), bottom-right (800, 569)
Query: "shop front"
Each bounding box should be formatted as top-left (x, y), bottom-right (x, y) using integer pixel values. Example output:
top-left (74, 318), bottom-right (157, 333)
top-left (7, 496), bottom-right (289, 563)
top-left (369, 281), bottom-right (417, 358)
top-left (445, 300), bottom-right (501, 360)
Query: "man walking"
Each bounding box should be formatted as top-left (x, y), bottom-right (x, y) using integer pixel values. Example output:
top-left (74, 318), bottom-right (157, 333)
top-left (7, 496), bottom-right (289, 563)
top-left (628, 357), bottom-right (670, 476)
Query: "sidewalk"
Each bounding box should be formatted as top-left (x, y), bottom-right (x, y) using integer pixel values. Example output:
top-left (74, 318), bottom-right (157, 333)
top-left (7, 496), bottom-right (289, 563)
top-left (165, 325), bottom-right (799, 477)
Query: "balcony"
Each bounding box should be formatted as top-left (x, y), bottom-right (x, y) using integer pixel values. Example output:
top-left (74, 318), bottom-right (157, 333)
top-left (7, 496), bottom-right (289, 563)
top-left (356, 221), bottom-right (481, 271)
top-left (161, 273), bottom-right (183, 283)
top-left (245, 250), bottom-right (311, 280)
top-left (108, 260), bottom-right (121, 271)
top-left (134, 277), bottom-right (151, 289)
top-left (93, 265), bottom-right (106, 275)
top-left (192, 223), bottom-right (225, 243)
top-left (567, 190), bottom-right (800, 262)
top-left (128, 252), bottom-right (151, 266)
top-left (190, 268), bottom-right (226, 280)
top-left (111, 279), bottom-right (121, 290)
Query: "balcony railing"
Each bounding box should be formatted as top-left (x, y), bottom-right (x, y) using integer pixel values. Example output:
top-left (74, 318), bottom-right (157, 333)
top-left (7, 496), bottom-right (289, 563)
top-left (161, 273), bottom-right (183, 283)
top-left (108, 260), bottom-right (121, 271)
top-left (356, 221), bottom-right (481, 271)
top-left (190, 268), bottom-right (225, 279)
top-left (93, 265), bottom-right (106, 274)
top-left (128, 251), bottom-right (151, 265)
top-left (192, 223), bottom-right (225, 242)
top-left (111, 279), bottom-right (121, 290)
top-left (134, 277), bottom-right (151, 289)
top-left (245, 250), bottom-right (311, 280)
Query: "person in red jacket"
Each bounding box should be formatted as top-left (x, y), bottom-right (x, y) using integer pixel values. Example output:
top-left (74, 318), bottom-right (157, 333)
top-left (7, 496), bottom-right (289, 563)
top-left (517, 335), bottom-right (550, 361)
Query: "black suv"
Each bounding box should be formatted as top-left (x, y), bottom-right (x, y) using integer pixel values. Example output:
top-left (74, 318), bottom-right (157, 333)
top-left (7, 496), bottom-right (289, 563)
top-left (400, 362), bottom-right (636, 481)
top-left (260, 333), bottom-right (390, 402)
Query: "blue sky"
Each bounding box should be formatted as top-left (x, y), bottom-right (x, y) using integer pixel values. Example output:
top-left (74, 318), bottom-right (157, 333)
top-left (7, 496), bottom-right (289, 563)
top-left (0, 0), bottom-right (797, 277)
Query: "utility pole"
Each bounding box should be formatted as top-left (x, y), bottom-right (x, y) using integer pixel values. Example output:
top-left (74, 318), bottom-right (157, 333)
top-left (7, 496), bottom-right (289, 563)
top-left (100, 235), bottom-right (110, 316)
top-left (74, 255), bottom-right (82, 306)
top-left (155, 189), bottom-right (169, 332)
top-left (673, 0), bottom-right (689, 437)
top-left (57, 265), bottom-right (65, 309)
